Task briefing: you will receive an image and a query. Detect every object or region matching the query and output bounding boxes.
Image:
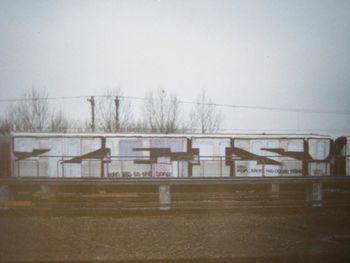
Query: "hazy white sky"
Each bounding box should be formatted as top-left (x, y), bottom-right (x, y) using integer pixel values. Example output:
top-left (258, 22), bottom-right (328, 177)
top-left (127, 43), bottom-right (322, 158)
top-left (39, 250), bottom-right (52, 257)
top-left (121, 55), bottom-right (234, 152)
top-left (0, 0), bottom-right (350, 135)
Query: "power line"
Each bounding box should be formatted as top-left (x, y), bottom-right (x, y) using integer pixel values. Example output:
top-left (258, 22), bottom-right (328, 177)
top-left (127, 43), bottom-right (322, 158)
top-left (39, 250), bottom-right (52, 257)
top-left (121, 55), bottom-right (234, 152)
top-left (0, 95), bottom-right (90, 102)
top-left (178, 100), bottom-right (350, 115)
top-left (13, 127), bottom-right (350, 134)
top-left (0, 94), bottom-right (350, 115)
top-left (216, 128), bottom-right (350, 133)
top-left (101, 95), bottom-right (350, 115)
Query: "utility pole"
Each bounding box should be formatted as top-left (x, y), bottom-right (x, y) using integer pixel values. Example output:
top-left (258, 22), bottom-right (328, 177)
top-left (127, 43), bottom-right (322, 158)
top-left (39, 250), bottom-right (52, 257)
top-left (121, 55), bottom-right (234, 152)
top-left (114, 96), bottom-right (120, 132)
top-left (87, 96), bottom-right (95, 132)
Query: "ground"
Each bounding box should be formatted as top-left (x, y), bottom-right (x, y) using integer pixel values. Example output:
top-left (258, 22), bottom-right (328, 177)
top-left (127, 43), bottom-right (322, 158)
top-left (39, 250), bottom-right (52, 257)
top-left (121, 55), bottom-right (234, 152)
top-left (1, 208), bottom-right (350, 262)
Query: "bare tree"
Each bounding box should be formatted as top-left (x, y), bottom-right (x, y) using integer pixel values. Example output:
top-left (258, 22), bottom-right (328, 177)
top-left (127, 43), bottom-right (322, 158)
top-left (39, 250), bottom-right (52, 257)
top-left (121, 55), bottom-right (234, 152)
top-left (4, 87), bottom-right (72, 132)
top-left (0, 117), bottom-right (12, 132)
top-left (48, 109), bottom-right (69, 132)
top-left (6, 88), bottom-right (51, 132)
top-left (129, 119), bottom-right (150, 133)
top-left (189, 90), bottom-right (222, 133)
top-left (144, 89), bottom-right (180, 133)
top-left (96, 89), bottom-right (134, 132)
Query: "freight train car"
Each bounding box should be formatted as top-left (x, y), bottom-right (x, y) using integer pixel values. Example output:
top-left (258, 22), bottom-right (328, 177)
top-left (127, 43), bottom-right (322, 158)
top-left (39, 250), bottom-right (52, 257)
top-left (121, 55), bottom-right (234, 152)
top-left (228, 134), bottom-right (332, 177)
top-left (105, 134), bottom-right (190, 177)
top-left (0, 133), bottom-right (103, 178)
top-left (0, 132), bottom-right (11, 178)
top-left (333, 136), bottom-right (350, 176)
top-left (191, 136), bottom-right (231, 177)
top-left (0, 132), bottom-right (341, 178)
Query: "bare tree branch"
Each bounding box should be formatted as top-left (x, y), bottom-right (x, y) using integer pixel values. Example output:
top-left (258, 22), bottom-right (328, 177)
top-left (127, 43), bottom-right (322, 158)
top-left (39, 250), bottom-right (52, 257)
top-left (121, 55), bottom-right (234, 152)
top-left (189, 89), bottom-right (222, 133)
top-left (3, 87), bottom-right (72, 132)
top-left (96, 88), bottom-right (134, 132)
top-left (0, 117), bottom-right (12, 133)
top-left (6, 88), bottom-right (51, 132)
top-left (144, 89), bottom-right (180, 133)
top-left (49, 109), bottom-right (69, 132)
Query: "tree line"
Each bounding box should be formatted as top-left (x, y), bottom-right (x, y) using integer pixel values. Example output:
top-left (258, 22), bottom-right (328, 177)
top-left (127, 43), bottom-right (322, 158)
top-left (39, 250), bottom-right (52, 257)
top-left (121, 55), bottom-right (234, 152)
top-left (0, 87), bottom-right (222, 134)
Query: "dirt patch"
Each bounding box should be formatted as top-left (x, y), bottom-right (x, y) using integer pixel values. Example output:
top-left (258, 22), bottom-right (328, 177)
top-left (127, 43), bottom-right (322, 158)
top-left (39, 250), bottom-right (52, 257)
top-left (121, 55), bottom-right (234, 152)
top-left (0, 209), bottom-right (350, 261)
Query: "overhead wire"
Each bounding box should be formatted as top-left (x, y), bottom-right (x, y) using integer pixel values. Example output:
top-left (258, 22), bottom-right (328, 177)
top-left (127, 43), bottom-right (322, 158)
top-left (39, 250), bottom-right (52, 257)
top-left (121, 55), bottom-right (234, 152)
top-left (0, 94), bottom-right (349, 115)
top-left (0, 95), bottom-right (90, 102)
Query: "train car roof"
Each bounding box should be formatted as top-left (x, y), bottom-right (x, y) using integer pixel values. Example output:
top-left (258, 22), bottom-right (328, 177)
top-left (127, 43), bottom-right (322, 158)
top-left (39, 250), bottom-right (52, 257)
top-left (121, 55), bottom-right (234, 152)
top-left (10, 132), bottom-right (332, 139)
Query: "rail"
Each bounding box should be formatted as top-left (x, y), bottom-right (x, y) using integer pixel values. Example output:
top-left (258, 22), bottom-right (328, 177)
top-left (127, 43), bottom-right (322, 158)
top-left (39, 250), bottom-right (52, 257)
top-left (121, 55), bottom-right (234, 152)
top-left (10, 154), bottom-right (344, 178)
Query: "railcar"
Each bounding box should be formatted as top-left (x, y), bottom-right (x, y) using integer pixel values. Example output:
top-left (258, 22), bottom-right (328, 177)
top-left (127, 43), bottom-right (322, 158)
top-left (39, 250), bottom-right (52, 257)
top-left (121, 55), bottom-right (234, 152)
top-left (0, 132), bottom-right (342, 178)
top-left (333, 136), bottom-right (350, 176)
top-left (0, 133), bottom-right (103, 178)
top-left (105, 134), bottom-right (190, 178)
top-left (230, 135), bottom-right (332, 177)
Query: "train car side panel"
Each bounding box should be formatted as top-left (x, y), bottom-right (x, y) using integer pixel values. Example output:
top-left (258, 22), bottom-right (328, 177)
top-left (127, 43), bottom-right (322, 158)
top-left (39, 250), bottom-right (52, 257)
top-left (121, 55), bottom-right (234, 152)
top-left (106, 137), bottom-right (151, 178)
top-left (308, 138), bottom-right (331, 176)
top-left (106, 136), bottom-right (189, 178)
top-left (192, 138), bottom-right (230, 177)
top-left (232, 138), bottom-right (304, 177)
top-left (14, 137), bottom-right (40, 177)
top-left (282, 139), bottom-right (304, 176)
top-left (150, 137), bottom-right (188, 177)
top-left (81, 138), bottom-right (101, 177)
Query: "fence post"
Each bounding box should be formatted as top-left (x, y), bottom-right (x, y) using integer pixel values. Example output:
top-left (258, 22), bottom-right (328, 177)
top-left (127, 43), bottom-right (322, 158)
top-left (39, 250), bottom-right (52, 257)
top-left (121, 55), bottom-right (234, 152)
top-left (305, 183), bottom-right (323, 207)
top-left (159, 185), bottom-right (171, 210)
top-left (271, 183), bottom-right (280, 198)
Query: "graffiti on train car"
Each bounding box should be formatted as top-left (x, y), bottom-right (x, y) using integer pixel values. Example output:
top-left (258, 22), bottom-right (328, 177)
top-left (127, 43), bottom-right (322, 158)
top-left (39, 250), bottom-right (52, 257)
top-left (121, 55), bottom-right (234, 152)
top-left (267, 168), bottom-right (303, 174)
top-left (236, 165), bottom-right (303, 175)
top-left (2, 134), bottom-right (335, 178)
top-left (107, 171), bottom-right (152, 178)
top-left (132, 147), bottom-right (199, 164)
top-left (107, 142), bottom-right (320, 177)
top-left (107, 171), bottom-right (172, 178)
top-left (227, 145), bottom-right (305, 176)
